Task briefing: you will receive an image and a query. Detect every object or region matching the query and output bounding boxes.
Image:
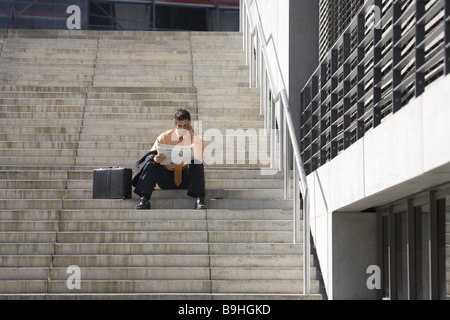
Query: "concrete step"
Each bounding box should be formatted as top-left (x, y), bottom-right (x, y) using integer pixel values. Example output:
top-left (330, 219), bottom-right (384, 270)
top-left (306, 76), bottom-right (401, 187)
top-left (0, 156), bottom-right (77, 167)
top-left (18, 179), bottom-right (293, 200)
top-left (0, 112), bottom-right (84, 120)
top-left (0, 142), bottom-right (79, 150)
top-left (93, 68), bottom-right (193, 76)
top-left (47, 254), bottom-right (303, 268)
top-left (51, 242), bottom-right (303, 256)
top-left (68, 178), bottom-right (281, 190)
top-left (48, 267), bottom-right (211, 281)
top-left (65, 188), bottom-right (284, 200)
top-left (0, 75), bottom-right (94, 82)
top-left (85, 92), bottom-right (196, 100)
top-left (0, 255), bottom-right (52, 267)
top-left (81, 104), bottom-right (259, 113)
top-left (0, 221), bottom-right (59, 232)
top-left (2, 266), bottom-right (311, 282)
top-left (0, 175), bottom-right (282, 190)
top-left (59, 209), bottom-right (291, 221)
top-left (0, 293), bottom-right (322, 300)
top-left (0, 196), bottom-right (291, 211)
top-left (0, 126), bottom-right (81, 135)
top-left (0, 29), bottom-right (322, 299)
top-left (0, 52), bottom-right (96, 59)
top-left (0, 268), bottom-right (50, 280)
top-left (39, 279), bottom-right (315, 294)
top-left (55, 231), bottom-right (208, 243)
top-left (74, 157), bottom-right (270, 168)
top-left (0, 68), bottom-right (95, 76)
top-left (1, 133), bottom-right (81, 142)
top-left (0, 148), bottom-right (77, 157)
top-left (0, 167), bottom-right (284, 180)
top-left (91, 81), bottom-right (194, 88)
top-left (51, 220), bottom-right (293, 232)
top-left (81, 98), bottom-right (259, 107)
top-left (60, 198), bottom-right (291, 210)
top-left (79, 119), bottom-right (265, 129)
top-left (0, 80), bottom-right (94, 87)
top-left (0, 85), bottom-right (89, 93)
top-left (3, 29), bottom-right (184, 39)
top-left (0, 92), bottom-right (87, 99)
top-left (0, 209), bottom-right (292, 221)
top-left (0, 58), bottom-right (96, 65)
top-left (0, 105), bottom-right (85, 113)
top-left (53, 231), bottom-right (292, 244)
top-left (95, 55), bottom-right (192, 62)
top-left (80, 112), bottom-right (263, 121)
top-left (0, 243), bottom-right (55, 255)
top-left (93, 74), bottom-right (193, 81)
top-left (0, 232), bottom-right (57, 243)
top-left (2, 154), bottom-right (270, 167)
top-left (90, 86), bottom-right (197, 94)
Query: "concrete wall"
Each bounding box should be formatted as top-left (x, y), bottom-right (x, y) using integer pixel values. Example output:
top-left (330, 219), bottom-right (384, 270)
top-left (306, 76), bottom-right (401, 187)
top-left (289, 0), bottom-right (319, 143)
top-left (332, 212), bottom-right (378, 300)
top-left (308, 74), bottom-right (450, 299)
top-left (247, 0), bottom-right (319, 147)
top-left (248, 0), bottom-right (290, 98)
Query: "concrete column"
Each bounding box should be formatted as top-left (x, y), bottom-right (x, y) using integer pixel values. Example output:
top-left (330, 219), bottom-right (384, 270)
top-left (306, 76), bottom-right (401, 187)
top-left (332, 212), bottom-right (379, 299)
top-left (289, 0), bottom-right (319, 143)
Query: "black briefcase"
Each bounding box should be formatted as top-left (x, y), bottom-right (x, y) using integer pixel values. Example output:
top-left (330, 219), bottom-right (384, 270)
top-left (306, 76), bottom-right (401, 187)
top-left (93, 167), bottom-right (132, 199)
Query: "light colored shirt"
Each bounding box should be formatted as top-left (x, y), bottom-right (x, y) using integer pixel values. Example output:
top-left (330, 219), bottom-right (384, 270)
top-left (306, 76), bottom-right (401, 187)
top-left (150, 128), bottom-right (204, 171)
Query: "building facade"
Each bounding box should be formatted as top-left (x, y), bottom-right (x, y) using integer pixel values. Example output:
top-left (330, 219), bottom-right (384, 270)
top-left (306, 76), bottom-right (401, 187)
top-left (300, 0), bottom-right (450, 299)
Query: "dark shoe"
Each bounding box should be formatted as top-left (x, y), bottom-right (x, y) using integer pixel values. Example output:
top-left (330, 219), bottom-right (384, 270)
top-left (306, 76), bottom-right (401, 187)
top-left (135, 197), bottom-right (151, 210)
top-left (195, 198), bottom-right (206, 210)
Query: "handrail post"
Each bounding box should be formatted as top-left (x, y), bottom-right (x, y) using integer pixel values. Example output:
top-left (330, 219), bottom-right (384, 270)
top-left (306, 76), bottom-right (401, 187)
top-left (293, 162), bottom-right (300, 244)
top-left (283, 117), bottom-right (289, 199)
top-left (303, 189), bottom-right (310, 294)
top-left (278, 104), bottom-right (284, 172)
top-left (270, 98), bottom-right (276, 168)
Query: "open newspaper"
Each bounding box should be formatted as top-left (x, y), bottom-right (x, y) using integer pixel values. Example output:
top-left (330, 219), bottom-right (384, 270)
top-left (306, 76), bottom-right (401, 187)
top-left (156, 143), bottom-right (194, 165)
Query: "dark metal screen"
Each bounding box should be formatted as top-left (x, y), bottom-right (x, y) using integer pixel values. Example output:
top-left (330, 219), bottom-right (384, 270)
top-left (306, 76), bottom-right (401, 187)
top-left (319, 0), bottom-right (364, 61)
top-left (300, 0), bottom-right (450, 175)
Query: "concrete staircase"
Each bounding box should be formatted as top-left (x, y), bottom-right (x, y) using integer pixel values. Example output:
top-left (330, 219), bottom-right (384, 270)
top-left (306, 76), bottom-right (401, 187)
top-left (0, 29), bottom-right (322, 299)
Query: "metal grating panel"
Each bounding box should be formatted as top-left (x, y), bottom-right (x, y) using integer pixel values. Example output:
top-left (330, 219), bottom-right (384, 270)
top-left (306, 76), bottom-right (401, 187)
top-left (301, 0), bottom-right (450, 175)
top-left (319, 0), bottom-right (364, 61)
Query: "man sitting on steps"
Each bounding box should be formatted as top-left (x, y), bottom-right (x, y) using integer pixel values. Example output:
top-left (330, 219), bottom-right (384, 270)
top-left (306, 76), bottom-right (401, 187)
top-left (132, 109), bottom-right (206, 210)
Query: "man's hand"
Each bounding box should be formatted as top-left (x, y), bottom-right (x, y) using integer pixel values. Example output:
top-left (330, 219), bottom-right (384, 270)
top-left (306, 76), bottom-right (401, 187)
top-left (154, 154), bottom-right (166, 164)
top-left (155, 154), bottom-right (176, 169)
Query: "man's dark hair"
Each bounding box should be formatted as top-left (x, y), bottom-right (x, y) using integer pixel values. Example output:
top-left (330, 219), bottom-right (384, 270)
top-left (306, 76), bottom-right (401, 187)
top-left (174, 109), bottom-right (191, 121)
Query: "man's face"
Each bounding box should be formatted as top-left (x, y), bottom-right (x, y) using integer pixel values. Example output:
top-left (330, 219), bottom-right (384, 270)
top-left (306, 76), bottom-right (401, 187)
top-left (175, 119), bottom-right (191, 136)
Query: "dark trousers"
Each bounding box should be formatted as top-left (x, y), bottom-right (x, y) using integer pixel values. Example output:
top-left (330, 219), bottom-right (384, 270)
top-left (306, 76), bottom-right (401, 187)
top-left (134, 161), bottom-right (205, 199)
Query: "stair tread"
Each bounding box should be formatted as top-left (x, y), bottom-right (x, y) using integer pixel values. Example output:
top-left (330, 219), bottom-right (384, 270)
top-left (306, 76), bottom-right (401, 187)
top-left (0, 29), bottom-right (322, 299)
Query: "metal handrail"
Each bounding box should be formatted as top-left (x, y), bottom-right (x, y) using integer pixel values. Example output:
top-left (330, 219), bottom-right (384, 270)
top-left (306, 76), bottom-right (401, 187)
top-left (241, 0), bottom-right (310, 294)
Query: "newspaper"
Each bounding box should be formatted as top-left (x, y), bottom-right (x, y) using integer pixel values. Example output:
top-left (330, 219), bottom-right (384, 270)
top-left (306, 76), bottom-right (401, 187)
top-left (156, 143), bottom-right (193, 165)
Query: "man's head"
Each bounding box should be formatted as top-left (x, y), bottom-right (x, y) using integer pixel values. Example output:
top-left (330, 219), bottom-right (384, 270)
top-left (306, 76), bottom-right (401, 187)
top-left (173, 109), bottom-right (192, 135)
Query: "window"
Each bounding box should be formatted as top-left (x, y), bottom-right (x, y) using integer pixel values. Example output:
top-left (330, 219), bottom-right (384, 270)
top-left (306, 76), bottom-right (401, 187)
top-left (378, 186), bottom-right (448, 300)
